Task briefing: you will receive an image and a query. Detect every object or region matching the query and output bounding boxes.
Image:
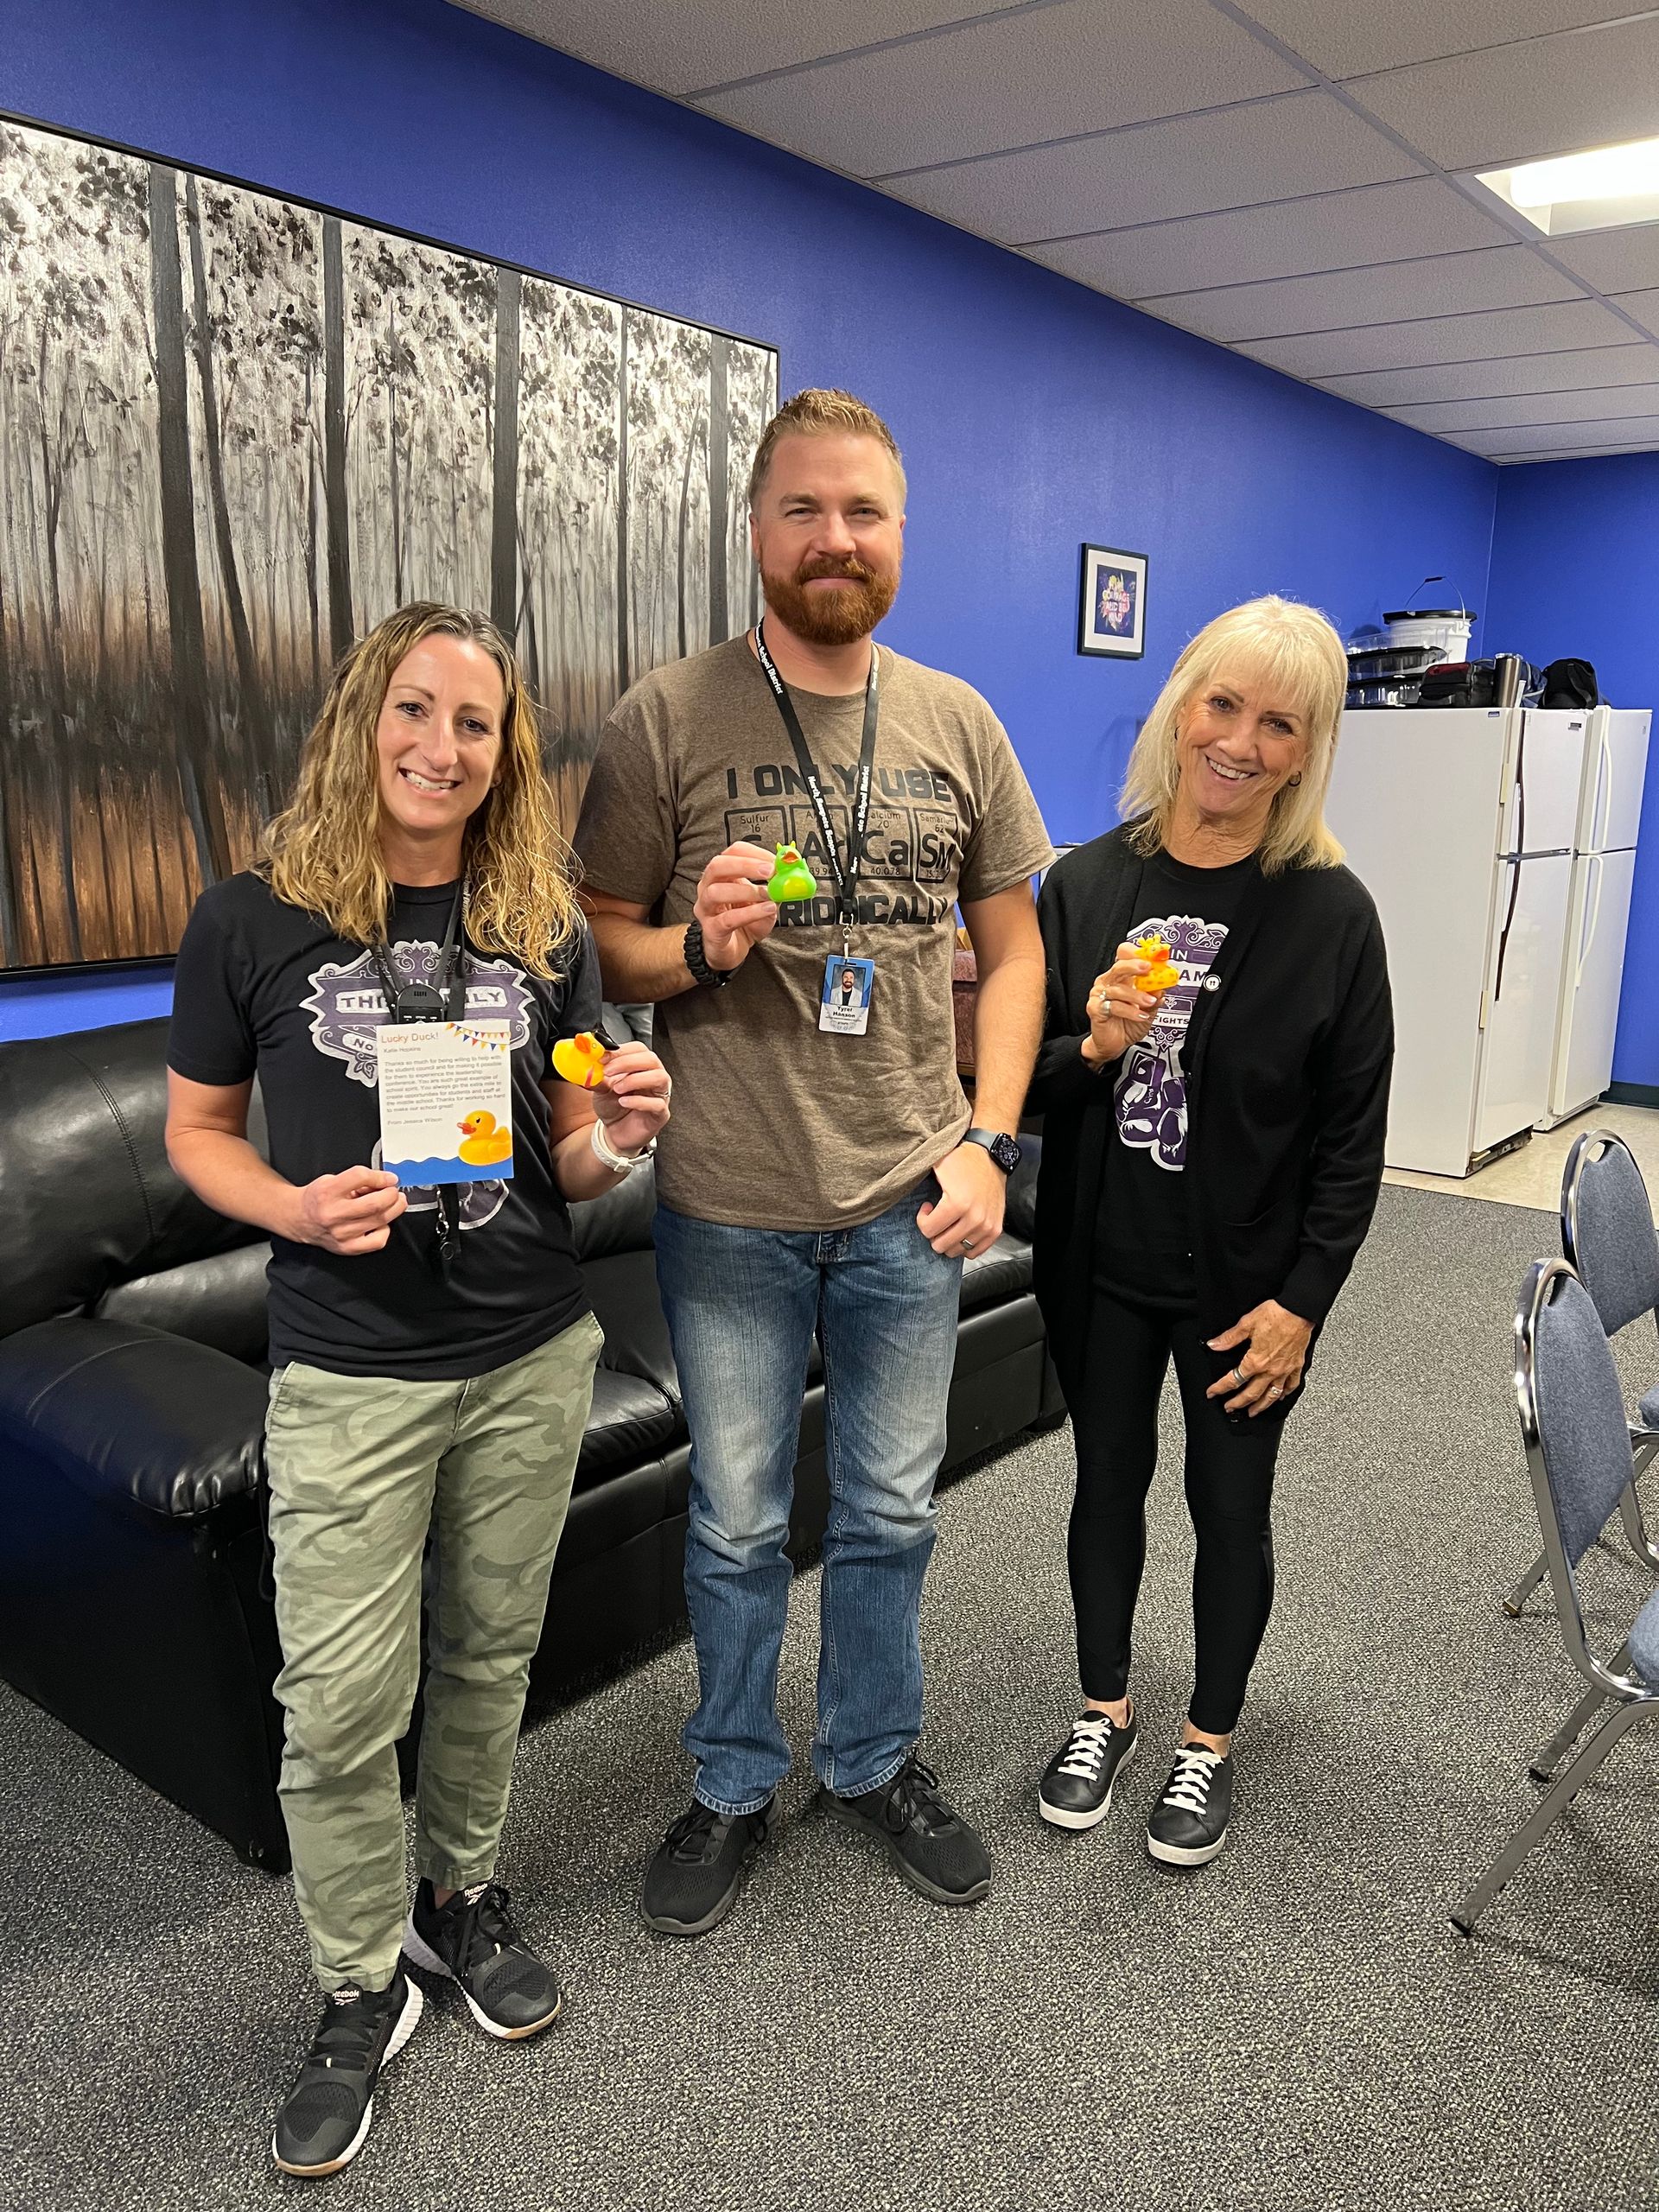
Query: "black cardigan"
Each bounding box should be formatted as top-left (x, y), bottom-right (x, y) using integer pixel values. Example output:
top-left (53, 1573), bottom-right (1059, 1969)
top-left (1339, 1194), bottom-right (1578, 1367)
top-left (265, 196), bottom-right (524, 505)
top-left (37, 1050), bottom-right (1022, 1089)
top-left (1029, 827), bottom-right (1393, 1402)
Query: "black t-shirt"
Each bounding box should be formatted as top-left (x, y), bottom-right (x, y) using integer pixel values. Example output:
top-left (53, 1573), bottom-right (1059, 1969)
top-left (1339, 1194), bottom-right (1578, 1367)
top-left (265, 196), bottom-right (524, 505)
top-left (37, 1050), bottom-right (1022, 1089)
top-left (168, 872), bottom-right (602, 1381)
top-left (1095, 848), bottom-right (1258, 1307)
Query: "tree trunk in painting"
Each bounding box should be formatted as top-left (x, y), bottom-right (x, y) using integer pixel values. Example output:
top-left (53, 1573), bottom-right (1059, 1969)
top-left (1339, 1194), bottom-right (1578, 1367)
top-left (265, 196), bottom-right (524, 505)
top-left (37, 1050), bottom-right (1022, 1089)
top-left (0, 551), bottom-right (20, 963)
top-left (183, 175), bottom-right (276, 791)
top-left (708, 336), bottom-right (728, 645)
top-left (321, 215), bottom-right (353, 659)
top-left (149, 162), bottom-right (230, 885)
top-left (615, 311), bottom-right (630, 697)
top-left (676, 424), bottom-right (694, 663)
top-left (491, 268), bottom-right (520, 639)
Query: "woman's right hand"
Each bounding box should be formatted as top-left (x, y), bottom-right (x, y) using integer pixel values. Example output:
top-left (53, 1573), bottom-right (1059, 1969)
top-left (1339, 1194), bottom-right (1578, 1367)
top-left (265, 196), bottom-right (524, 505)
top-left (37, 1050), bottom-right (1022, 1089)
top-left (289, 1166), bottom-right (408, 1254)
top-left (1082, 944), bottom-right (1162, 1069)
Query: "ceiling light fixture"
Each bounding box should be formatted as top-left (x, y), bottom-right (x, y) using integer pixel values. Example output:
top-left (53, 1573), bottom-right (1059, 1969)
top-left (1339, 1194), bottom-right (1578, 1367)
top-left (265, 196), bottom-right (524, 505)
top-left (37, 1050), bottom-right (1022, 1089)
top-left (1478, 134), bottom-right (1659, 237)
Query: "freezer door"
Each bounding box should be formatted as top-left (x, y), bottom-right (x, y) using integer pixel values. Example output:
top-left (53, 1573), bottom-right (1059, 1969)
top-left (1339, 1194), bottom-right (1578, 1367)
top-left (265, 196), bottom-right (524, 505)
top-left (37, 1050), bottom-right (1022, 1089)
top-left (1580, 706), bottom-right (1651, 853)
top-left (1548, 844), bottom-right (1638, 1119)
top-left (1327, 709), bottom-right (1509, 1176)
top-left (1500, 710), bottom-right (1588, 855)
top-left (1473, 851), bottom-right (1573, 1154)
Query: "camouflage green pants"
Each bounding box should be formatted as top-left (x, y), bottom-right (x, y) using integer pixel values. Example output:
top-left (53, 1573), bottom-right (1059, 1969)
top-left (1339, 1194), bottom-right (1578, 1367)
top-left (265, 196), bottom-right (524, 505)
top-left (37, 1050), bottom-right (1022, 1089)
top-left (264, 1312), bottom-right (602, 1992)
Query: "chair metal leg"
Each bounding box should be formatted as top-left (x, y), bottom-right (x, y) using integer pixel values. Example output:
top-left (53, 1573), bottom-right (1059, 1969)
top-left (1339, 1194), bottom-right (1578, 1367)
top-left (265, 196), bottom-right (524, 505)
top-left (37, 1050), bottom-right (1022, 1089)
top-left (1618, 1478), bottom-right (1659, 1574)
top-left (1503, 1552), bottom-right (1548, 1618)
top-left (1452, 1699), bottom-right (1651, 1935)
top-left (1529, 1643), bottom-right (1631, 1780)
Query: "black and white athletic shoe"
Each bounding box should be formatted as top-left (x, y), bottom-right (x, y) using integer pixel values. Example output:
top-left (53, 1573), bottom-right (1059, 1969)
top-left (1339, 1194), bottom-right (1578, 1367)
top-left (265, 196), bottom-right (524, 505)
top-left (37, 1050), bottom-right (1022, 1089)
top-left (403, 1878), bottom-right (562, 2040)
top-left (1146, 1745), bottom-right (1233, 1867)
top-left (1038, 1707), bottom-right (1139, 1830)
top-left (271, 1969), bottom-right (423, 2178)
top-left (823, 1751), bottom-right (992, 1905)
top-left (640, 1797), bottom-right (778, 1937)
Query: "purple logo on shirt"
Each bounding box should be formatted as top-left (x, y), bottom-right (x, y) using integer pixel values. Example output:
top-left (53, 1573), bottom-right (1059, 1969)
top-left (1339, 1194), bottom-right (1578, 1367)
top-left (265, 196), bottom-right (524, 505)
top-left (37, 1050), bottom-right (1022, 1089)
top-left (1114, 912), bottom-right (1229, 1172)
top-left (302, 944), bottom-right (533, 1087)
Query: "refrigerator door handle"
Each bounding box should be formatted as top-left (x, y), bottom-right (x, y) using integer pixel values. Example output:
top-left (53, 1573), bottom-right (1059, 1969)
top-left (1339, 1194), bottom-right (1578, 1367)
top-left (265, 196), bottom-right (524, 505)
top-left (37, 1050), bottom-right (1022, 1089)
top-left (1595, 730), bottom-right (1613, 854)
top-left (1577, 852), bottom-right (1604, 988)
top-left (1492, 857), bottom-right (1522, 1004)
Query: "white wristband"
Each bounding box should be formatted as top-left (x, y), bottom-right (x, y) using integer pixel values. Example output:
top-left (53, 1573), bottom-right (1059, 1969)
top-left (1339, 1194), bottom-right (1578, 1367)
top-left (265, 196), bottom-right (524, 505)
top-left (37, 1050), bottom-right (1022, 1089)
top-left (590, 1116), bottom-right (652, 1174)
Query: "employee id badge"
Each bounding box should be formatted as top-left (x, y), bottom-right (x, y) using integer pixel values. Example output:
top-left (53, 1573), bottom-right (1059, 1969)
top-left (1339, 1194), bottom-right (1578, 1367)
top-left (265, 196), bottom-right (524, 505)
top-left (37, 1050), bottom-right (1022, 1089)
top-left (819, 954), bottom-right (874, 1036)
top-left (377, 1021), bottom-right (514, 1185)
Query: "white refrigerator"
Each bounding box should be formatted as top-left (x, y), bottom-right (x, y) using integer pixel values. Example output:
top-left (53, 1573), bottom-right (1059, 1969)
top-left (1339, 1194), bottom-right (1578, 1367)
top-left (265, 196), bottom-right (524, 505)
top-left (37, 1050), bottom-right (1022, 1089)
top-left (1538, 705), bottom-right (1650, 1128)
top-left (1325, 707), bottom-right (1590, 1177)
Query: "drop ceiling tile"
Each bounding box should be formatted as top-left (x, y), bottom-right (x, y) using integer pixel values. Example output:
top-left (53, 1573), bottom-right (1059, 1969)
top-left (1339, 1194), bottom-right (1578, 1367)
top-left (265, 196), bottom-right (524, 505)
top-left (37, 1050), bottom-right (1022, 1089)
top-left (1386, 382), bottom-right (1659, 432)
top-left (447, 0), bottom-right (1014, 98)
top-left (1241, 296), bottom-right (1630, 376)
top-left (1143, 245), bottom-right (1581, 345)
top-left (1609, 289), bottom-right (1659, 340)
top-left (697, 0), bottom-right (1305, 177)
top-left (1545, 226), bottom-right (1659, 294)
top-left (1494, 440), bottom-right (1659, 461)
top-left (1237, 0), bottom-right (1637, 81)
top-left (1456, 414), bottom-right (1659, 454)
top-left (1034, 177), bottom-right (1510, 297)
top-left (906, 91), bottom-right (1421, 248)
top-left (1352, 16), bottom-right (1659, 173)
top-left (1316, 342), bottom-right (1659, 404)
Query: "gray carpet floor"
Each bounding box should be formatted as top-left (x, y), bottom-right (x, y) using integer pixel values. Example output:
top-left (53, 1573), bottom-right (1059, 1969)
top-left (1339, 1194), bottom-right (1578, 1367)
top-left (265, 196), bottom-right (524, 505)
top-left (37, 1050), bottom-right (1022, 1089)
top-left (6, 1183), bottom-right (1659, 2212)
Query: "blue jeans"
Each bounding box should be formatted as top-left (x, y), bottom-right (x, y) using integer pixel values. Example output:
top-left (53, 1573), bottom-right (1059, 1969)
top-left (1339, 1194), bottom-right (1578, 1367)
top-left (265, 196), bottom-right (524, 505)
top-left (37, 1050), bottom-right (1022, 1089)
top-left (654, 1187), bottom-right (963, 1815)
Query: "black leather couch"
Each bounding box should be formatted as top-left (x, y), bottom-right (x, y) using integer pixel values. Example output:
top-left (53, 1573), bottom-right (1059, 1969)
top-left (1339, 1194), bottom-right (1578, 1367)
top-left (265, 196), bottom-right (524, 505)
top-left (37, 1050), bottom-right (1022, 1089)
top-left (0, 1018), bottom-right (1061, 1870)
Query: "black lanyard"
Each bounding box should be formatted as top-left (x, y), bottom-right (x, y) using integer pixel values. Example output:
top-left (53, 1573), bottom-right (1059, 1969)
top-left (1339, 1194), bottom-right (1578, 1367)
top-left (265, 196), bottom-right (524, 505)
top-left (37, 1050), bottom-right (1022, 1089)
top-left (753, 621), bottom-right (880, 948)
top-left (368, 883), bottom-right (467, 1276)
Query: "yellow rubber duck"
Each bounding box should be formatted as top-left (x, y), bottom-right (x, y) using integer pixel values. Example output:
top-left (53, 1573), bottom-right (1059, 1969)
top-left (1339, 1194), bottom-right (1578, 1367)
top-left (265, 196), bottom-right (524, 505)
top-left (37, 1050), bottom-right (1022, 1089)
top-left (1134, 933), bottom-right (1181, 994)
top-left (551, 1032), bottom-right (608, 1089)
top-left (457, 1109), bottom-right (513, 1166)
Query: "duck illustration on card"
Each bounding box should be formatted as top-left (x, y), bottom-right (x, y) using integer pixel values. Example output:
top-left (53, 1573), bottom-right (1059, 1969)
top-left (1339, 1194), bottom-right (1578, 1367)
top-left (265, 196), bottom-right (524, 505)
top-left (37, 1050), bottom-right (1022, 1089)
top-left (378, 1022), bottom-right (514, 1186)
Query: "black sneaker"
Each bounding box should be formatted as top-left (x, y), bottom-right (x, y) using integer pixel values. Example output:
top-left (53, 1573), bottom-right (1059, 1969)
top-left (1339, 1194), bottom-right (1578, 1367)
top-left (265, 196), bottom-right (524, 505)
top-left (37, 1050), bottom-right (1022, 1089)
top-left (1146, 1745), bottom-right (1233, 1867)
top-left (640, 1796), bottom-right (778, 1936)
top-left (270, 1969), bottom-right (423, 2178)
top-left (823, 1751), bottom-right (992, 1905)
top-left (1038, 1707), bottom-right (1139, 1830)
top-left (403, 1878), bottom-right (562, 2040)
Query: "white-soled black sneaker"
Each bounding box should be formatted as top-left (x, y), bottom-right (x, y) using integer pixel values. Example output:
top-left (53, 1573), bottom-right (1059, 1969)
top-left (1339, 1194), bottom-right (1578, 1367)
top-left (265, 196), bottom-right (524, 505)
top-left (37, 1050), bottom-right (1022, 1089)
top-left (403, 1878), bottom-right (562, 2039)
top-left (1146, 1745), bottom-right (1232, 1866)
top-left (1038, 1708), bottom-right (1139, 1830)
top-left (271, 1969), bottom-right (423, 2177)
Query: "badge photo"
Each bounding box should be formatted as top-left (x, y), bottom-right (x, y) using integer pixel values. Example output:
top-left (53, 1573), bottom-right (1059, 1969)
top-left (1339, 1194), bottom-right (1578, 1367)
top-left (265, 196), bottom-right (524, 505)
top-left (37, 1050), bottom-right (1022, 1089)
top-left (819, 954), bottom-right (875, 1037)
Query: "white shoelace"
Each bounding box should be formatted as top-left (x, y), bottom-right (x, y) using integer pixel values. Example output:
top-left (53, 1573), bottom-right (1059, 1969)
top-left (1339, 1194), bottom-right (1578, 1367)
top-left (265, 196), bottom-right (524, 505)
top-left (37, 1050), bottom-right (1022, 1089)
top-left (1056, 1714), bottom-right (1119, 1780)
top-left (1160, 1746), bottom-right (1224, 1815)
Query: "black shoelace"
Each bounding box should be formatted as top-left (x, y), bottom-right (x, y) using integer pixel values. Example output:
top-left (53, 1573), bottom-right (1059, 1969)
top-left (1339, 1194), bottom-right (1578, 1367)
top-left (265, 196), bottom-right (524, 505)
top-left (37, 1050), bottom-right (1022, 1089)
top-left (663, 1802), bottom-right (728, 1863)
top-left (309, 1984), bottom-right (395, 2072)
top-left (878, 1755), bottom-right (957, 1837)
top-left (444, 1882), bottom-right (524, 1979)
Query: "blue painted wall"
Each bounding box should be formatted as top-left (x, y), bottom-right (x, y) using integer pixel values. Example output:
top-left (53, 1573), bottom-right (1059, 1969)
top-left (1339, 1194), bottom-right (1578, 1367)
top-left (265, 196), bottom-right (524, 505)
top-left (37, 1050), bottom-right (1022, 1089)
top-left (4, 0), bottom-right (1501, 1041)
top-left (1488, 454), bottom-right (1659, 1088)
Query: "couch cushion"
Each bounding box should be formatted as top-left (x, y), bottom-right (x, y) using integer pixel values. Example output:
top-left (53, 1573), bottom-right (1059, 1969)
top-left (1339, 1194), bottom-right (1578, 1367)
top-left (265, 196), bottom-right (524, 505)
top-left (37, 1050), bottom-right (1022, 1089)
top-left (570, 1160), bottom-right (657, 1262)
top-left (575, 1368), bottom-right (677, 1491)
top-left (95, 1242), bottom-right (272, 1366)
top-left (959, 1234), bottom-right (1033, 1315)
top-left (585, 1249), bottom-right (681, 1409)
top-left (0, 1314), bottom-right (267, 1520)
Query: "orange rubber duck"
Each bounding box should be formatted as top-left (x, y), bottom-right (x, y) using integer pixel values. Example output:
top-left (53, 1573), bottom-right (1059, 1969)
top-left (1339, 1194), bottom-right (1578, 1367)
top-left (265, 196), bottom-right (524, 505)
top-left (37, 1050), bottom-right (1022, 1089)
top-left (551, 1031), bottom-right (608, 1090)
top-left (1134, 934), bottom-right (1181, 994)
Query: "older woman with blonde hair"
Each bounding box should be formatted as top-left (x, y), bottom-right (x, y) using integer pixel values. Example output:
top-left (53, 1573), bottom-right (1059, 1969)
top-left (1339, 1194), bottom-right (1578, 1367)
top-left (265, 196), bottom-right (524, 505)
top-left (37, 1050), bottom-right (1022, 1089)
top-left (1028, 596), bottom-right (1391, 1867)
top-left (166, 602), bottom-right (670, 2177)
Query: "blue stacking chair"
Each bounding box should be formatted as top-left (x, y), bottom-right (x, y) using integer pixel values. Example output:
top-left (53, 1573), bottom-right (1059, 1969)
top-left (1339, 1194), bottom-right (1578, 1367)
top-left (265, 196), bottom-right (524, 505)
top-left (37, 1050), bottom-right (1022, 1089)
top-left (1455, 1260), bottom-right (1659, 1934)
top-left (1503, 1129), bottom-right (1659, 1618)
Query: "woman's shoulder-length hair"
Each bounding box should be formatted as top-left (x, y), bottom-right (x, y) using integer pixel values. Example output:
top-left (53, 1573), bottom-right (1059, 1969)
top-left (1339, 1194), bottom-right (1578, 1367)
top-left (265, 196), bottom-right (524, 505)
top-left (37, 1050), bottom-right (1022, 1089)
top-left (257, 601), bottom-right (582, 976)
top-left (1119, 595), bottom-right (1348, 876)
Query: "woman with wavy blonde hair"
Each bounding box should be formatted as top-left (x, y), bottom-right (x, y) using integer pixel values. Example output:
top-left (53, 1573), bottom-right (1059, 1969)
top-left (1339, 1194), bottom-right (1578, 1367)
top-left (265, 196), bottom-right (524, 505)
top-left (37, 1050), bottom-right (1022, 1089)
top-left (164, 603), bottom-right (670, 2178)
top-left (1027, 595), bottom-right (1391, 1870)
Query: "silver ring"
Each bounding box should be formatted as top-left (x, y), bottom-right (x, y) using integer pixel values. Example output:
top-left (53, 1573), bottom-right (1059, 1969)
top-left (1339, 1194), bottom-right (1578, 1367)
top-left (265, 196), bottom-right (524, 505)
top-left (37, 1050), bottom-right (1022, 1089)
top-left (1268, 1383), bottom-right (1284, 1399)
top-left (1229, 1367), bottom-right (1244, 1389)
top-left (963, 1237), bottom-right (976, 1251)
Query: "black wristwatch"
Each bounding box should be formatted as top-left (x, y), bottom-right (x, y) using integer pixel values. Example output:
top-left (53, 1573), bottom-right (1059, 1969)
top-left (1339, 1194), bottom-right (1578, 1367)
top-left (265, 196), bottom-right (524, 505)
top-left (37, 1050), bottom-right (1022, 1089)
top-left (962, 1128), bottom-right (1021, 1174)
top-left (683, 918), bottom-right (731, 988)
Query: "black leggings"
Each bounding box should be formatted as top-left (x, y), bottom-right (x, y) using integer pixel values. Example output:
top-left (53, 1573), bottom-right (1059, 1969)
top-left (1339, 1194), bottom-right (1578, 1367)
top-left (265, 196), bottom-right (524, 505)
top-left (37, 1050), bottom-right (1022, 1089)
top-left (1064, 1287), bottom-right (1286, 1735)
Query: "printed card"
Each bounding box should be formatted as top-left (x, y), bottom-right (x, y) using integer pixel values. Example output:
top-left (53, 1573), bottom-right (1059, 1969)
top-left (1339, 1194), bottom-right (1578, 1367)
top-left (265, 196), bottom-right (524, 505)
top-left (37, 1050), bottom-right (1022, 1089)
top-left (378, 1022), bottom-right (513, 1186)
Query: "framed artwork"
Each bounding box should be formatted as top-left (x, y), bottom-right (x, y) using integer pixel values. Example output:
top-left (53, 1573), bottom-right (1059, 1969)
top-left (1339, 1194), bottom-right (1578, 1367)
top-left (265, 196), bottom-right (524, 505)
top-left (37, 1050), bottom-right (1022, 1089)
top-left (0, 111), bottom-right (778, 972)
top-left (1077, 543), bottom-right (1147, 660)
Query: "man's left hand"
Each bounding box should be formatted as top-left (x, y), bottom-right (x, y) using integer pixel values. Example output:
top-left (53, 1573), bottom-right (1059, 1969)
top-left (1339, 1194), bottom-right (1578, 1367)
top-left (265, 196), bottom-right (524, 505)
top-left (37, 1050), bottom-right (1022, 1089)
top-left (918, 1141), bottom-right (1007, 1258)
top-left (1206, 1300), bottom-right (1313, 1416)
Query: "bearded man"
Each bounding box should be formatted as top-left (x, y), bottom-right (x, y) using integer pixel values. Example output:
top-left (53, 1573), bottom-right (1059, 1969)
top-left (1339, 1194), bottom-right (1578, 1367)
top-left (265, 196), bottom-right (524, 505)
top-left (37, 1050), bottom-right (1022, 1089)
top-left (575, 389), bottom-right (1052, 1935)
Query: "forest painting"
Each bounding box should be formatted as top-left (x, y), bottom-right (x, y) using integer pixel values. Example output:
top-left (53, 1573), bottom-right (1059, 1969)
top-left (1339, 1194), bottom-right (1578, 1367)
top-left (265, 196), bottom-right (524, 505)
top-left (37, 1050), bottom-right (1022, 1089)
top-left (0, 116), bottom-right (776, 969)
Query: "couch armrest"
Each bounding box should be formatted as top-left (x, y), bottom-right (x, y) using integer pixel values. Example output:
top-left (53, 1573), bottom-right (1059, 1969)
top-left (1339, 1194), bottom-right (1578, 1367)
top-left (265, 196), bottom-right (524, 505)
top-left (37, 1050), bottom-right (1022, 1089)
top-left (1005, 1130), bottom-right (1042, 1243)
top-left (0, 1315), bottom-right (268, 1522)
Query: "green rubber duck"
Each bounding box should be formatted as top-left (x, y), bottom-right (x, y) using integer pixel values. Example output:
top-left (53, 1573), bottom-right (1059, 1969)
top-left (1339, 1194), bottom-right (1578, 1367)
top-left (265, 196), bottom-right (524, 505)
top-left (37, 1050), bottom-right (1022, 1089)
top-left (766, 842), bottom-right (818, 903)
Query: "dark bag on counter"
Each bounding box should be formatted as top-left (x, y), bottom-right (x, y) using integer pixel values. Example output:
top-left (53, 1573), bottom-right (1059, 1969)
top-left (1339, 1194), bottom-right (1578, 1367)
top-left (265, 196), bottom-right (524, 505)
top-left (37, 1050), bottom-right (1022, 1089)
top-left (1540, 657), bottom-right (1599, 709)
top-left (1417, 661), bottom-right (1497, 708)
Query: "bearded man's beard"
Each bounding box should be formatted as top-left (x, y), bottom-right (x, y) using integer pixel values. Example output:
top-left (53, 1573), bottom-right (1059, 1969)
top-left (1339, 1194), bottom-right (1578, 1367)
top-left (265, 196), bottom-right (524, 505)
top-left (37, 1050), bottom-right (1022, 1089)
top-left (761, 555), bottom-right (899, 646)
